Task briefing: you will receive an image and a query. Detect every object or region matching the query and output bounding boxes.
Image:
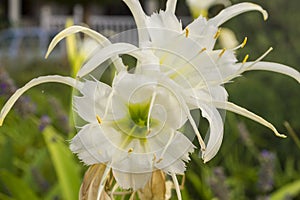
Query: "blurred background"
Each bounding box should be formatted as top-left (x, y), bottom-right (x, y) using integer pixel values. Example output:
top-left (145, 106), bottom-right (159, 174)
top-left (0, 0), bottom-right (299, 199)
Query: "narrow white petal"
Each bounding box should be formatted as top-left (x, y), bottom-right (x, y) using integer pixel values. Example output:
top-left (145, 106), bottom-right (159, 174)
top-left (200, 104), bottom-right (224, 163)
top-left (166, 0), bottom-right (177, 13)
top-left (123, 0), bottom-right (149, 46)
top-left (77, 43), bottom-right (138, 78)
top-left (45, 26), bottom-right (126, 73)
top-left (241, 61), bottom-right (300, 83)
top-left (171, 173), bottom-right (182, 200)
top-left (208, 3), bottom-right (268, 27)
top-left (45, 25), bottom-right (110, 58)
top-left (213, 101), bottom-right (286, 138)
top-left (0, 75), bottom-right (79, 126)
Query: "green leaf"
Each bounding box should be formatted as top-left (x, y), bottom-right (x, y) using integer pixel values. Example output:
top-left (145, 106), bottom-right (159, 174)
top-left (270, 180), bottom-right (300, 200)
top-left (42, 126), bottom-right (81, 200)
top-left (0, 193), bottom-right (15, 200)
top-left (0, 170), bottom-right (39, 200)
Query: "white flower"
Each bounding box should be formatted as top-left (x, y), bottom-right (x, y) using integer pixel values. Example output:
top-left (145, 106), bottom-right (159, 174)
top-left (120, 0), bottom-right (300, 165)
top-left (0, 71), bottom-right (195, 197)
top-left (1, 1), bottom-right (300, 200)
top-left (71, 70), bottom-right (194, 191)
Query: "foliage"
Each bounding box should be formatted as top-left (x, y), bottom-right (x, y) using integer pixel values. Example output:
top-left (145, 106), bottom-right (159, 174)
top-left (0, 0), bottom-right (300, 199)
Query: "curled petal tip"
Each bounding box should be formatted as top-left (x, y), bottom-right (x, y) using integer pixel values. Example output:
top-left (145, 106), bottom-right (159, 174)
top-left (262, 9), bottom-right (268, 21)
top-left (279, 133), bottom-right (287, 138)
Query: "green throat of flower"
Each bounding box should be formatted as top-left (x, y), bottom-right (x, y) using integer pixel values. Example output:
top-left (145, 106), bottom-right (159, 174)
top-left (113, 100), bottom-right (159, 143)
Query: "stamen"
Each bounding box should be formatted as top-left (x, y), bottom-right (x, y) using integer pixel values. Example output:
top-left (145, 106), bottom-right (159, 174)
top-left (243, 47), bottom-right (273, 71)
top-left (214, 28), bottom-right (222, 39)
top-left (199, 48), bottom-right (207, 54)
top-left (186, 109), bottom-right (206, 151)
top-left (231, 37), bottom-right (248, 51)
top-left (128, 148), bottom-right (133, 153)
top-left (218, 48), bottom-right (226, 58)
top-left (157, 130), bottom-right (175, 163)
top-left (171, 173), bottom-right (182, 200)
top-left (147, 91), bottom-right (157, 131)
top-left (242, 54), bottom-right (249, 64)
top-left (103, 89), bottom-right (114, 119)
top-left (96, 115), bottom-right (102, 124)
top-left (152, 154), bottom-right (157, 162)
top-left (241, 37), bottom-right (248, 48)
top-left (185, 28), bottom-right (189, 38)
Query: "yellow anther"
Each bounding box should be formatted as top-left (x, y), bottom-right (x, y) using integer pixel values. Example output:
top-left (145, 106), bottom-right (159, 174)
top-left (199, 48), bottom-right (207, 54)
top-left (156, 158), bottom-right (163, 163)
top-left (96, 115), bottom-right (102, 124)
top-left (241, 37), bottom-right (248, 48)
top-left (242, 54), bottom-right (249, 64)
top-left (152, 154), bottom-right (157, 162)
top-left (185, 28), bottom-right (189, 38)
top-left (214, 28), bottom-right (221, 39)
top-left (218, 48), bottom-right (226, 57)
top-left (128, 148), bottom-right (133, 153)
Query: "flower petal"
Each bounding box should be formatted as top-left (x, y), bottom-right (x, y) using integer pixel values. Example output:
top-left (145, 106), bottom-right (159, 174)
top-left (145, 11), bottom-right (182, 45)
top-left (112, 170), bottom-right (152, 190)
top-left (123, 0), bottom-right (149, 46)
top-left (208, 2), bottom-right (268, 27)
top-left (112, 70), bottom-right (156, 103)
top-left (186, 16), bottom-right (218, 50)
top-left (77, 43), bottom-right (138, 78)
top-left (213, 101), bottom-right (287, 138)
top-left (199, 104), bottom-right (224, 163)
top-left (166, 0), bottom-right (177, 13)
top-left (241, 61), bottom-right (300, 83)
top-left (45, 25), bottom-right (110, 58)
top-left (70, 124), bottom-right (116, 165)
top-left (154, 131), bottom-right (195, 174)
top-left (0, 75), bottom-right (79, 126)
top-left (73, 79), bottom-right (112, 123)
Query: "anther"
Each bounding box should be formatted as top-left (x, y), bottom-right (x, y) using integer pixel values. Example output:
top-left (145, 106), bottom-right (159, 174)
top-left (128, 148), bottom-right (133, 153)
top-left (218, 48), bottom-right (226, 57)
top-left (156, 158), bottom-right (163, 163)
top-left (214, 28), bottom-right (221, 39)
top-left (199, 48), bottom-right (207, 54)
top-left (185, 28), bottom-right (189, 38)
top-left (242, 54), bottom-right (249, 64)
top-left (152, 154), bottom-right (157, 162)
top-left (96, 115), bottom-right (102, 124)
top-left (241, 37), bottom-right (248, 48)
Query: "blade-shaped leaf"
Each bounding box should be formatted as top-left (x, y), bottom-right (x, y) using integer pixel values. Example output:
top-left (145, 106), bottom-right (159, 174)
top-left (0, 170), bottom-right (39, 200)
top-left (270, 180), bottom-right (300, 200)
top-left (42, 126), bottom-right (81, 200)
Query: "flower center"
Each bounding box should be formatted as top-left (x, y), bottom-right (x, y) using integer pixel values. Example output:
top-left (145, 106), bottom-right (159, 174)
top-left (128, 100), bottom-right (150, 127)
top-left (112, 100), bottom-right (158, 141)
